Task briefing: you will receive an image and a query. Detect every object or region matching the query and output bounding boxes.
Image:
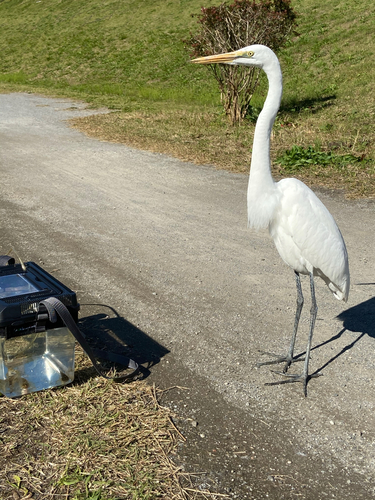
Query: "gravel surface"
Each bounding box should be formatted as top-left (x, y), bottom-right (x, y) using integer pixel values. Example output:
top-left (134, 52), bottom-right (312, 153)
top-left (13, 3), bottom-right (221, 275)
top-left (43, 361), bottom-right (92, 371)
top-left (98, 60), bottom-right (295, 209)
top-left (1, 92), bottom-right (375, 499)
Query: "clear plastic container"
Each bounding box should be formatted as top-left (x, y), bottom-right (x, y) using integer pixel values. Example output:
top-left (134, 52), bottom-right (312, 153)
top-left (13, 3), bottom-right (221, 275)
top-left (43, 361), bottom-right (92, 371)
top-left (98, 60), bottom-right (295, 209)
top-left (0, 327), bottom-right (75, 398)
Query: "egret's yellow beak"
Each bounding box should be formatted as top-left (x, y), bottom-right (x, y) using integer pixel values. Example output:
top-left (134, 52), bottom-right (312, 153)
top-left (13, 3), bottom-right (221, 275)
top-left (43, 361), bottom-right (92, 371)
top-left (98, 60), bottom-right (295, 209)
top-left (191, 50), bottom-right (254, 65)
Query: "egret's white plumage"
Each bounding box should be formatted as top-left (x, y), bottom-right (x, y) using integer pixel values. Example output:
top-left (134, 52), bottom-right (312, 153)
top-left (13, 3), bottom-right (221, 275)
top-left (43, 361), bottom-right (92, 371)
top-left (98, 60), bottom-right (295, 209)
top-left (192, 45), bottom-right (349, 395)
top-left (270, 177), bottom-right (349, 300)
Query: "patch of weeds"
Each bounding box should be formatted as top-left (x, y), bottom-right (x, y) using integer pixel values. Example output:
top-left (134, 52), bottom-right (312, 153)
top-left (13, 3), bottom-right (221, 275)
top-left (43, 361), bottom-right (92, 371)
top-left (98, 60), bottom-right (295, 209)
top-left (276, 145), bottom-right (369, 173)
top-left (8, 474), bottom-right (31, 498)
top-left (244, 104), bottom-right (262, 123)
top-left (320, 122), bottom-right (334, 132)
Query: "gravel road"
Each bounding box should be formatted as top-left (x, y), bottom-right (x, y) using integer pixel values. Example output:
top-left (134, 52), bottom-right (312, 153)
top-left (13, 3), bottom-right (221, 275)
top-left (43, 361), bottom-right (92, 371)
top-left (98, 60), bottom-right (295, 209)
top-left (1, 92), bottom-right (375, 499)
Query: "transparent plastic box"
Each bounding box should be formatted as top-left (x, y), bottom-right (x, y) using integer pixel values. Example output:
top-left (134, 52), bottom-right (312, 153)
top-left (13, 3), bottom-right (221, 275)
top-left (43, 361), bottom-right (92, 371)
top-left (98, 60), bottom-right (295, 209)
top-left (0, 327), bottom-right (75, 398)
top-left (0, 262), bottom-right (79, 398)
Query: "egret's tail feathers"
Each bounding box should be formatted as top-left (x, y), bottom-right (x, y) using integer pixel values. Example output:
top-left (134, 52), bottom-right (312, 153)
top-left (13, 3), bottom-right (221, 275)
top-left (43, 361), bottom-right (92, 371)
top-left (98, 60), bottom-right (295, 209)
top-left (328, 280), bottom-right (349, 302)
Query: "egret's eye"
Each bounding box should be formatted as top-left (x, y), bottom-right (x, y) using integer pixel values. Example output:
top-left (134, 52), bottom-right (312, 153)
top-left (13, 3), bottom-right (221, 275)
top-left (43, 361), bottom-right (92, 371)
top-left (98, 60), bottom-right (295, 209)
top-left (236, 50), bottom-right (254, 58)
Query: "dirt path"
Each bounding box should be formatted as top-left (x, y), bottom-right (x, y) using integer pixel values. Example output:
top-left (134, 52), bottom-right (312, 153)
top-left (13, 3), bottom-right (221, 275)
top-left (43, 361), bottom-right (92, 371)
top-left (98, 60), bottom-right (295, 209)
top-left (1, 93), bottom-right (375, 499)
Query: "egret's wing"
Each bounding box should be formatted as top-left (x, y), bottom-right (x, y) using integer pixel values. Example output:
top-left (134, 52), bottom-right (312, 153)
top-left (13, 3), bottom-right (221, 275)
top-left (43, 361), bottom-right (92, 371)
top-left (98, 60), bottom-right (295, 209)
top-left (272, 179), bottom-right (349, 300)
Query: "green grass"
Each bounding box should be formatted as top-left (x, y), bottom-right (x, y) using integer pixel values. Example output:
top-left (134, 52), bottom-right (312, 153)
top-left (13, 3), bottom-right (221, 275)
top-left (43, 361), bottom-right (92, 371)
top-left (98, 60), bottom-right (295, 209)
top-left (0, 0), bottom-right (374, 195)
top-left (280, 0), bottom-right (375, 137)
top-left (0, 0), bottom-right (219, 109)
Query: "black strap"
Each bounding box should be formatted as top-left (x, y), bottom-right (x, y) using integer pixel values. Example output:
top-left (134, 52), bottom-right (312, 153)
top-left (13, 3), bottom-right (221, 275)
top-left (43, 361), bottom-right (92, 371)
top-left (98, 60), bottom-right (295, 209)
top-left (40, 297), bottom-right (139, 381)
top-left (0, 255), bottom-right (15, 266)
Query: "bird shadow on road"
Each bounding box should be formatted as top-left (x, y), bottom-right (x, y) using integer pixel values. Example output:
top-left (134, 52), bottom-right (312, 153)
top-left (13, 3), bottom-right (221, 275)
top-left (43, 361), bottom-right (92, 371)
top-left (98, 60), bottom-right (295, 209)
top-left (76, 303), bottom-right (169, 380)
top-left (309, 296), bottom-right (375, 377)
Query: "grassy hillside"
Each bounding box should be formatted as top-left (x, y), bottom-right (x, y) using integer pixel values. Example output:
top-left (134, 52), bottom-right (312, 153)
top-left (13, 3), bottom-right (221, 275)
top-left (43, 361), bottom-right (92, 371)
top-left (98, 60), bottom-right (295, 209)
top-left (0, 0), bottom-right (374, 197)
top-left (0, 0), bottom-right (218, 107)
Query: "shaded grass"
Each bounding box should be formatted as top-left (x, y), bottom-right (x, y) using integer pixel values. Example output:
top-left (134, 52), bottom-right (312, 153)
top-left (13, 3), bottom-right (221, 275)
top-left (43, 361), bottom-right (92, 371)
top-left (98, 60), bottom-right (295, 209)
top-left (0, 347), bottom-right (221, 500)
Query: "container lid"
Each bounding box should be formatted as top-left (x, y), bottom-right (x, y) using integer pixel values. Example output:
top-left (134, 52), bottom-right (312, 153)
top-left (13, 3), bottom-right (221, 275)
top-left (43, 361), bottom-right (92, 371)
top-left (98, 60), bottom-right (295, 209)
top-left (0, 273), bottom-right (42, 299)
top-left (0, 261), bottom-right (79, 336)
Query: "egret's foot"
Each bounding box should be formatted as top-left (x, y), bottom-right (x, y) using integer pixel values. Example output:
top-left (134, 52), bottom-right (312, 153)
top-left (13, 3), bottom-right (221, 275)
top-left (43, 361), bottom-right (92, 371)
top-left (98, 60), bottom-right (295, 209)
top-left (265, 371), bottom-right (323, 397)
top-left (256, 350), bottom-right (304, 373)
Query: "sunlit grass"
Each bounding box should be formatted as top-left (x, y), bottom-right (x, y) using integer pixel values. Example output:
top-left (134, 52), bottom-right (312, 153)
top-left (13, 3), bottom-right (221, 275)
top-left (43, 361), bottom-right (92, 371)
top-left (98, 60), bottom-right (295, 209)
top-left (0, 72), bottom-right (28, 84)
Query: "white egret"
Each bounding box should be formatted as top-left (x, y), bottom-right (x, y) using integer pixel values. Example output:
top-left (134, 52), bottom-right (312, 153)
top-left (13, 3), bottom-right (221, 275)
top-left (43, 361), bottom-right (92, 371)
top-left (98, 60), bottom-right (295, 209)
top-left (192, 45), bottom-right (349, 396)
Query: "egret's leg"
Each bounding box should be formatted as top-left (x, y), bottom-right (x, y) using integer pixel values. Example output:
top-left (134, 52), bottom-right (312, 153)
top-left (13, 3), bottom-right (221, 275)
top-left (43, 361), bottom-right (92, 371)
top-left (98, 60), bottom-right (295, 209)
top-left (301, 272), bottom-right (318, 396)
top-left (283, 271), bottom-right (304, 372)
top-left (257, 271), bottom-right (304, 370)
top-left (265, 272), bottom-right (321, 396)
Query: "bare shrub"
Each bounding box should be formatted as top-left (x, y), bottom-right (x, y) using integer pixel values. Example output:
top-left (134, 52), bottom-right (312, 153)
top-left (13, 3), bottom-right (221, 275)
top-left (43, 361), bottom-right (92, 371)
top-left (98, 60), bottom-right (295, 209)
top-left (186, 0), bottom-right (298, 124)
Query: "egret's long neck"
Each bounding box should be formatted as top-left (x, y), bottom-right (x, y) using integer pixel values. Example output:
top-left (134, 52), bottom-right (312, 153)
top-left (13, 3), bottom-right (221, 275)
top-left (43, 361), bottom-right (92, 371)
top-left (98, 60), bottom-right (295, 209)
top-left (247, 60), bottom-right (283, 228)
top-left (250, 64), bottom-right (282, 188)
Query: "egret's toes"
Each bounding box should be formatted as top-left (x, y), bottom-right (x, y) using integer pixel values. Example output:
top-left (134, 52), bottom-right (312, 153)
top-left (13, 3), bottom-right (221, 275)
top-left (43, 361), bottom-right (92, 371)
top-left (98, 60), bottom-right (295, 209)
top-left (264, 370), bottom-right (323, 396)
top-left (256, 350), bottom-right (304, 370)
top-left (256, 353), bottom-right (287, 368)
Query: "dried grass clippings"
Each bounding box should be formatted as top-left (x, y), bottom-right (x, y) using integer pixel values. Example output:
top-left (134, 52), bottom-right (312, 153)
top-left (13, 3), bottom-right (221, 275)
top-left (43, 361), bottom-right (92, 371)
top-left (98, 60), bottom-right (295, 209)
top-left (0, 347), bottom-right (224, 500)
